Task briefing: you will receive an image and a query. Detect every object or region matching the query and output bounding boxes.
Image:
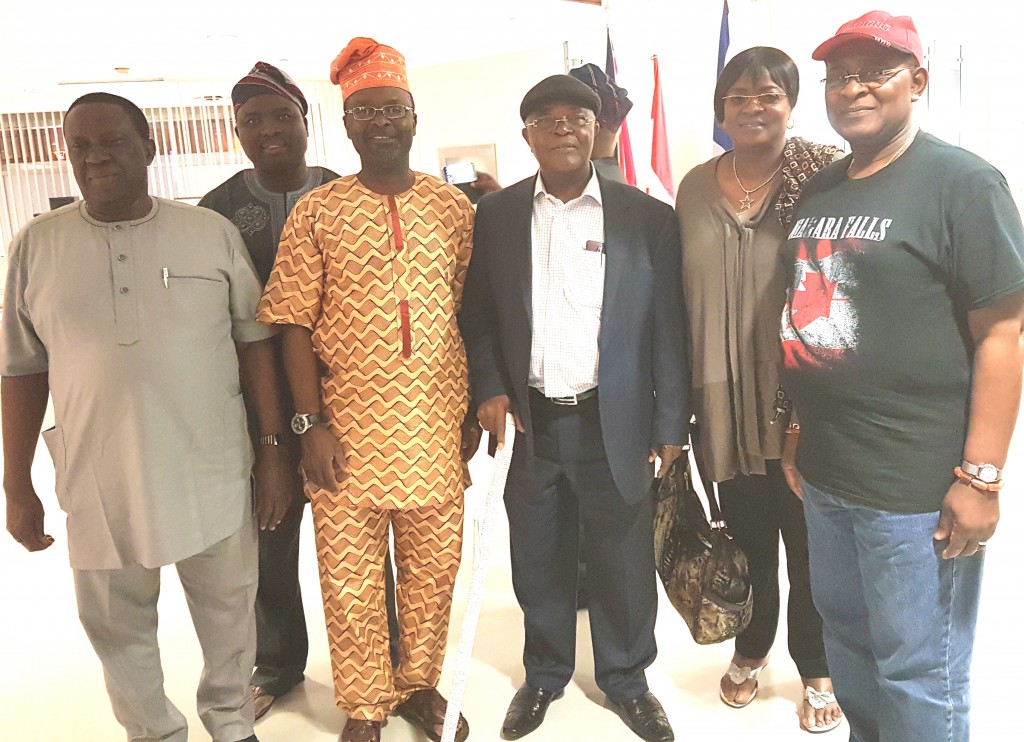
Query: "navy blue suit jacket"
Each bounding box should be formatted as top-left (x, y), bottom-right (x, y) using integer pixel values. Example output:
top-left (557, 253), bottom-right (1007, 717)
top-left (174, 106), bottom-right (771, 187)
top-left (459, 173), bottom-right (690, 503)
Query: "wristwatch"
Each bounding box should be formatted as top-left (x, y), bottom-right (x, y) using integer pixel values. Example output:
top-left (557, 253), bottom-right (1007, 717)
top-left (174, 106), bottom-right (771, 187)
top-left (291, 412), bottom-right (327, 435)
top-left (960, 460), bottom-right (1002, 484)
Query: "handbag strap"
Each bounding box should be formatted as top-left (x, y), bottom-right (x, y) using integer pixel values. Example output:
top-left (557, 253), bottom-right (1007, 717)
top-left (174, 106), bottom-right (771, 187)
top-left (688, 421), bottom-right (725, 524)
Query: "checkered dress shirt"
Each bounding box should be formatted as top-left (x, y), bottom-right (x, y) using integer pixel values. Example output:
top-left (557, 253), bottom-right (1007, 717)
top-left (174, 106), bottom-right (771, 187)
top-left (528, 168), bottom-right (605, 397)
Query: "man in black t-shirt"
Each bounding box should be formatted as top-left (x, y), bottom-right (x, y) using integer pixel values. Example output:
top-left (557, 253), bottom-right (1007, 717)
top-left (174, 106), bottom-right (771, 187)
top-left (779, 12), bottom-right (1024, 742)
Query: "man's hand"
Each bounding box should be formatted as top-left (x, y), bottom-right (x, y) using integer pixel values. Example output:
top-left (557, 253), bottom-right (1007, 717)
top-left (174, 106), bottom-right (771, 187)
top-left (934, 481), bottom-right (999, 559)
top-left (476, 395), bottom-right (524, 450)
top-left (781, 431), bottom-right (803, 498)
top-left (5, 485), bottom-right (54, 552)
top-left (253, 447), bottom-right (295, 530)
top-left (461, 413), bottom-right (482, 463)
top-left (649, 444), bottom-right (685, 478)
top-left (299, 426), bottom-right (349, 494)
top-left (471, 172), bottom-right (502, 194)
top-left (2, 374), bottom-right (52, 552)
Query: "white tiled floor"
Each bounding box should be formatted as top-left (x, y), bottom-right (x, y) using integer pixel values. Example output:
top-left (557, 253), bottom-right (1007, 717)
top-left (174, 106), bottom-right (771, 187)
top-left (2, 419), bottom-right (1022, 741)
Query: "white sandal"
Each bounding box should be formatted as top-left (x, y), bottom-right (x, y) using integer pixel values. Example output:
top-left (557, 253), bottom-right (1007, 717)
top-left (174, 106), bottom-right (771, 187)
top-left (719, 661), bottom-right (767, 708)
top-left (801, 685), bottom-right (843, 734)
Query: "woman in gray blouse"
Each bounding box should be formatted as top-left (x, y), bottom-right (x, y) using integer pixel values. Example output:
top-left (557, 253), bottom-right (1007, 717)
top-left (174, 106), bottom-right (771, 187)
top-left (675, 46), bottom-right (843, 734)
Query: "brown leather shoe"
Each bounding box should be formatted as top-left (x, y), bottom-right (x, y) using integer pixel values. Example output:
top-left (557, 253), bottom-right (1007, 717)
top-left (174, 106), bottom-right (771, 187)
top-left (250, 685), bottom-right (276, 722)
top-left (394, 688), bottom-right (469, 742)
top-left (340, 718), bottom-right (382, 742)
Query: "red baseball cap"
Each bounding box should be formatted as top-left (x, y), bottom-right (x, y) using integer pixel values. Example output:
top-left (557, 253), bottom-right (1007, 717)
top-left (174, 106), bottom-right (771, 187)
top-left (812, 10), bottom-right (923, 66)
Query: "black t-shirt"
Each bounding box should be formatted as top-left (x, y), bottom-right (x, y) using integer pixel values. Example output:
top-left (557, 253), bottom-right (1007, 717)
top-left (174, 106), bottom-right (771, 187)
top-left (780, 132), bottom-right (1024, 512)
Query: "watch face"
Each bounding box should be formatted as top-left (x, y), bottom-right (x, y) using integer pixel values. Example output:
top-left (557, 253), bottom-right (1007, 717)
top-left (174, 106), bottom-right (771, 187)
top-left (291, 415), bottom-right (309, 435)
top-left (978, 464), bottom-right (1000, 483)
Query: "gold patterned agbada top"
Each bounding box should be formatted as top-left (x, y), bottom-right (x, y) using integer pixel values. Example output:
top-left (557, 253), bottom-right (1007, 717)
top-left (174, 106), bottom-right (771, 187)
top-left (257, 173), bottom-right (474, 509)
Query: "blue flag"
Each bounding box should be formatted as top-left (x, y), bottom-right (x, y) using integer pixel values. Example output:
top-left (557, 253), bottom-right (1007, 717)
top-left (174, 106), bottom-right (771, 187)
top-left (713, 1), bottom-right (733, 151)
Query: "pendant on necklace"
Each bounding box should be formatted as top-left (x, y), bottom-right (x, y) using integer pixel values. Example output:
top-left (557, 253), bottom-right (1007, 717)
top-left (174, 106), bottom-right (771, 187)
top-left (739, 194), bottom-right (753, 211)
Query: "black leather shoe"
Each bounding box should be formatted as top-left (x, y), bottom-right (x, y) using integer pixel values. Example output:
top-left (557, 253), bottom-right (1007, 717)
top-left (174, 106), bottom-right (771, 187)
top-left (501, 684), bottom-right (564, 740)
top-left (609, 691), bottom-right (674, 742)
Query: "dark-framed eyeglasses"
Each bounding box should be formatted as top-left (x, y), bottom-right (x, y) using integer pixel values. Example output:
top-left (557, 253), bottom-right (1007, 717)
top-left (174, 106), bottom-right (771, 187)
top-left (344, 104), bottom-right (414, 121)
top-left (525, 114), bottom-right (595, 133)
top-left (721, 93), bottom-right (788, 108)
top-left (821, 67), bottom-right (911, 91)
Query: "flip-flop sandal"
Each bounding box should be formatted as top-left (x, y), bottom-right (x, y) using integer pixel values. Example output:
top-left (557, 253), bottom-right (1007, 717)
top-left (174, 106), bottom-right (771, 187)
top-left (800, 686), bottom-right (843, 734)
top-left (395, 688), bottom-right (469, 742)
top-left (719, 661), bottom-right (767, 708)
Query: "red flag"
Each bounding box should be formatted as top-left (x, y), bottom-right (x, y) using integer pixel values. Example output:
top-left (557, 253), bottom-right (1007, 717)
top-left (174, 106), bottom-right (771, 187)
top-left (606, 30), bottom-right (637, 186)
top-left (618, 120), bottom-right (637, 187)
top-left (651, 55), bottom-right (674, 199)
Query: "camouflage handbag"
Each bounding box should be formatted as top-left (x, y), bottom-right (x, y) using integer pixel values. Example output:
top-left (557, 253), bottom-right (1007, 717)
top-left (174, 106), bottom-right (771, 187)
top-left (652, 445), bottom-right (753, 645)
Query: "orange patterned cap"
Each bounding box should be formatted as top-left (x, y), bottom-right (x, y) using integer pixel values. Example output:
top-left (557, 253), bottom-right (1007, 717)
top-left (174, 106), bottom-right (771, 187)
top-left (330, 37), bottom-right (410, 99)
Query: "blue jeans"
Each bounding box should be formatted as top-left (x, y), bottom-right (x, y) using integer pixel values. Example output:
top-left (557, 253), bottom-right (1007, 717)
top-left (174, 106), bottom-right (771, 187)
top-left (802, 481), bottom-right (984, 742)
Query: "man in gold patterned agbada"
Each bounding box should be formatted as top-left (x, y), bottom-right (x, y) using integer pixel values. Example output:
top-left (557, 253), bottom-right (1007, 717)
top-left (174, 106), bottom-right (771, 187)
top-left (256, 37), bottom-right (477, 742)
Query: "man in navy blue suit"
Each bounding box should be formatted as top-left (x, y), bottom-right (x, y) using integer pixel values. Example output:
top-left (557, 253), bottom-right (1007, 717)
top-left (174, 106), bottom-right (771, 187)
top-left (459, 74), bottom-right (689, 742)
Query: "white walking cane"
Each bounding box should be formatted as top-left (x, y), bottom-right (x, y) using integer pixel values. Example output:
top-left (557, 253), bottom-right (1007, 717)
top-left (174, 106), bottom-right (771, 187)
top-left (440, 414), bottom-right (517, 742)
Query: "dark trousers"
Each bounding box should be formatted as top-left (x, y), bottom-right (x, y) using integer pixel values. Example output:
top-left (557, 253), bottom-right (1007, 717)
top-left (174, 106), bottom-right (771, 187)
top-left (251, 502), bottom-right (400, 697)
top-left (505, 392), bottom-right (658, 704)
top-left (717, 459), bottom-right (829, 679)
top-left (251, 498), bottom-right (309, 695)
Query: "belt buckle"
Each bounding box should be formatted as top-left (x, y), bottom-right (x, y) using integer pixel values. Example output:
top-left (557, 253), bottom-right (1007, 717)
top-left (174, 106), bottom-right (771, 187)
top-left (551, 393), bottom-right (578, 406)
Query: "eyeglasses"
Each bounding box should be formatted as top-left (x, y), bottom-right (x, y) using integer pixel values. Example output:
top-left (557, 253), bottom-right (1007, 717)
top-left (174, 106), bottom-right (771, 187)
top-left (821, 67), bottom-right (911, 91)
top-left (525, 114), bottom-right (595, 133)
top-left (344, 105), bottom-right (414, 121)
top-left (721, 93), bottom-right (787, 108)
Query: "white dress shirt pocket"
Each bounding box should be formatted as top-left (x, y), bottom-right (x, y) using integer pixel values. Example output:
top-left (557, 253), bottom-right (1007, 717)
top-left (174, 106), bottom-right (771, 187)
top-left (563, 248), bottom-right (605, 311)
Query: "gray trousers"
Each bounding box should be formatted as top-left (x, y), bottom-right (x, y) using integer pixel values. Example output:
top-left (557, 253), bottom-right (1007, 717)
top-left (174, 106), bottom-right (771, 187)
top-left (74, 523), bottom-right (258, 742)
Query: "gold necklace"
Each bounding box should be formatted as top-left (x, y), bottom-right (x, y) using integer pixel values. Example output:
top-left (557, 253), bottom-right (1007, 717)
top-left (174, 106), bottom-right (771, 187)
top-left (851, 128), bottom-right (919, 176)
top-left (885, 127), bottom-right (918, 166)
top-left (732, 154), bottom-right (784, 211)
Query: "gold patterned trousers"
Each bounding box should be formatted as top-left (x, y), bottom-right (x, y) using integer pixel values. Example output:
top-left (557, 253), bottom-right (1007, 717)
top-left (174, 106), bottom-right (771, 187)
top-left (311, 495), bottom-right (464, 720)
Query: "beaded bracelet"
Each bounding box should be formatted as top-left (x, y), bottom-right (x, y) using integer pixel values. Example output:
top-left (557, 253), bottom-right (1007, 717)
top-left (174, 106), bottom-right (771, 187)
top-left (953, 466), bottom-right (1004, 492)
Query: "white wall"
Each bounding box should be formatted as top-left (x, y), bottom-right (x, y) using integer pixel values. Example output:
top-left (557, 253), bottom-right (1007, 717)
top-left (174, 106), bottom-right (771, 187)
top-left (408, 46), bottom-right (568, 186)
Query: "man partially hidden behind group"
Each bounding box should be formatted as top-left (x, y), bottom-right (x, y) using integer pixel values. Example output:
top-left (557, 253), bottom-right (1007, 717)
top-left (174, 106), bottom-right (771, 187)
top-left (201, 61), bottom-right (405, 723)
top-left (200, 61), bottom-right (350, 721)
top-left (2, 92), bottom-right (291, 742)
top-left (460, 74), bottom-right (688, 742)
top-left (568, 62), bottom-right (633, 184)
top-left (256, 38), bottom-right (478, 742)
